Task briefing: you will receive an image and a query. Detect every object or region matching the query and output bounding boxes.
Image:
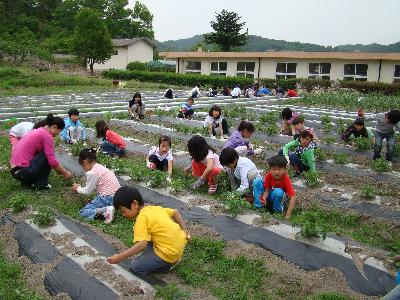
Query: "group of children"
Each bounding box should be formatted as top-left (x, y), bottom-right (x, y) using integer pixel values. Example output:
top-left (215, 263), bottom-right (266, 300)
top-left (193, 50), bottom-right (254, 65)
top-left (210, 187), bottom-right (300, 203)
top-left (6, 89), bottom-right (400, 276)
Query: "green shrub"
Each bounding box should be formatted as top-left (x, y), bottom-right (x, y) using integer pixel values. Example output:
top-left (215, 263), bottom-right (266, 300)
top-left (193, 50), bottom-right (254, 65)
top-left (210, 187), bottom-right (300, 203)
top-left (126, 61), bottom-right (148, 71)
top-left (148, 170), bottom-right (167, 188)
top-left (302, 171), bottom-right (321, 188)
top-left (299, 219), bottom-right (327, 240)
top-left (170, 177), bottom-right (188, 194)
top-left (360, 186), bottom-right (377, 199)
top-left (0, 67), bottom-right (23, 79)
top-left (370, 158), bottom-right (391, 172)
top-left (9, 193), bottom-right (28, 213)
top-left (340, 80), bottom-right (400, 96)
top-left (259, 78), bottom-right (298, 90)
top-left (354, 136), bottom-right (372, 151)
top-left (333, 153), bottom-right (349, 164)
top-left (103, 70), bottom-right (253, 89)
top-left (32, 206), bottom-right (55, 226)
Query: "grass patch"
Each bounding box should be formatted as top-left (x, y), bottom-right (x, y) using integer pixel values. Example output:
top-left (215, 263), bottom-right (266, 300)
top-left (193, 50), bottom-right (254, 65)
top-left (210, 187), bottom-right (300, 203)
top-left (155, 283), bottom-right (190, 300)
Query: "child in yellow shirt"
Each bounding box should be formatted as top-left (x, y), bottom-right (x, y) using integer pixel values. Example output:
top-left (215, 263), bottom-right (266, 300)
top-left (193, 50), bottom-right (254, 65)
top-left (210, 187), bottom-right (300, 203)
top-left (107, 186), bottom-right (190, 274)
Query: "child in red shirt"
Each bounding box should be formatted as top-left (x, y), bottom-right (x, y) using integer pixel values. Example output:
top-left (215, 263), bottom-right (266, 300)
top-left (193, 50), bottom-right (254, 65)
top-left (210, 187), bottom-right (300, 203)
top-left (95, 120), bottom-right (126, 157)
top-left (252, 155), bottom-right (296, 219)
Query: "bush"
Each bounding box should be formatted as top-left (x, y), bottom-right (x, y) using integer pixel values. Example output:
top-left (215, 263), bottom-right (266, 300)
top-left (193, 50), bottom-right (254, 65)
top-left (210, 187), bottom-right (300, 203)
top-left (340, 80), bottom-right (400, 96)
top-left (370, 158), bottom-right (391, 172)
top-left (103, 70), bottom-right (254, 88)
top-left (32, 206), bottom-right (55, 226)
top-left (354, 137), bottom-right (372, 151)
top-left (9, 193), bottom-right (28, 213)
top-left (126, 61), bottom-right (148, 71)
top-left (333, 153), bottom-right (349, 164)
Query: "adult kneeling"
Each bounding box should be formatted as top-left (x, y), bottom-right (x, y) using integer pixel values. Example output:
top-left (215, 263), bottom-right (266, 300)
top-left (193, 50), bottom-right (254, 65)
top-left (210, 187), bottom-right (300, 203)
top-left (10, 113), bottom-right (72, 189)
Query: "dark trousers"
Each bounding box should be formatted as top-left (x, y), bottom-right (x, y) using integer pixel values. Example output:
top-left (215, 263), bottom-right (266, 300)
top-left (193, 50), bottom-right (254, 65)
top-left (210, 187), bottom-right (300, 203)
top-left (101, 140), bottom-right (125, 157)
top-left (148, 154), bottom-right (168, 171)
top-left (212, 119), bottom-right (229, 136)
top-left (373, 131), bottom-right (395, 161)
top-left (278, 149), bottom-right (309, 173)
top-left (10, 152), bottom-right (51, 188)
top-left (177, 110), bottom-right (194, 119)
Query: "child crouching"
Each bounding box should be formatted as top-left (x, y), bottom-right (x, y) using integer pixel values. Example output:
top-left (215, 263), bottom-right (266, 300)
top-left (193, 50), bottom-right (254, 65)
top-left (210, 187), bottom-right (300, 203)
top-left (107, 186), bottom-right (189, 274)
top-left (186, 135), bottom-right (223, 194)
top-left (252, 155), bottom-right (296, 219)
top-left (95, 120), bottom-right (126, 157)
top-left (146, 135), bottom-right (173, 179)
top-left (223, 121), bottom-right (262, 156)
top-left (72, 148), bottom-right (120, 223)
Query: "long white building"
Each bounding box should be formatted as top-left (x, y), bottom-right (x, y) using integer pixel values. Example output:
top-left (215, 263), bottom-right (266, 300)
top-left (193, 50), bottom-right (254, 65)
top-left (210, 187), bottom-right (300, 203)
top-left (159, 50), bottom-right (400, 83)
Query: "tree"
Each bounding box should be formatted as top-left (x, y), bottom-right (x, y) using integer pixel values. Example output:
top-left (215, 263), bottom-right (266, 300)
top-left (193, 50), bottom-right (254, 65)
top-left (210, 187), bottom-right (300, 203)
top-left (203, 10), bottom-right (248, 51)
top-left (127, 1), bottom-right (154, 39)
top-left (73, 8), bottom-right (114, 74)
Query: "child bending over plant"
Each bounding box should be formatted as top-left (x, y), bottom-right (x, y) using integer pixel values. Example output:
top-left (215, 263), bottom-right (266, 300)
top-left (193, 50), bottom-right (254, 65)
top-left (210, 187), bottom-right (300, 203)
top-left (341, 117), bottom-right (374, 145)
top-left (204, 105), bottom-right (229, 139)
top-left (219, 147), bottom-right (262, 203)
top-left (185, 135), bottom-right (223, 194)
top-left (146, 135), bottom-right (173, 180)
top-left (223, 121), bottom-right (262, 156)
top-left (252, 155), bottom-right (296, 219)
top-left (177, 98), bottom-right (195, 119)
top-left (279, 130), bottom-right (316, 175)
top-left (107, 186), bottom-right (190, 274)
top-left (281, 107), bottom-right (298, 136)
top-left (95, 120), bottom-right (126, 157)
top-left (72, 148), bottom-right (120, 223)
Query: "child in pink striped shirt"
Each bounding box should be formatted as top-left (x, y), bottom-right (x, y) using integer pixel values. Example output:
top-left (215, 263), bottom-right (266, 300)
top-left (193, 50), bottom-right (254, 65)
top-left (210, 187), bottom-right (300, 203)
top-left (72, 148), bottom-right (121, 223)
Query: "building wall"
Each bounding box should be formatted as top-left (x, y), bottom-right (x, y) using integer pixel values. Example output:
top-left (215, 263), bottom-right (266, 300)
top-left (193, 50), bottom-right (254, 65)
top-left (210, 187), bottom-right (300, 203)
top-left (92, 47), bottom-right (128, 70)
top-left (173, 57), bottom-right (400, 83)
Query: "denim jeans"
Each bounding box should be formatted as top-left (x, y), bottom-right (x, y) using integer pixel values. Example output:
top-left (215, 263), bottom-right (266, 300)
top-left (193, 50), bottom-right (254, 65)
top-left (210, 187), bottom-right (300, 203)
top-left (252, 178), bottom-right (286, 212)
top-left (101, 140), bottom-right (125, 157)
top-left (10, 152), bottom-right (51, 188)
top-left (131, 242), bottom-right (173, 275)
top-left (148, 154), bottom-right (168, 171)
top-left (373, 131), bottom-right (395, 161)
top-left (278, 149), bottom-right (309, 173)
top-left (79, 194), bottom-right (113, 219)
top-left (382, 284), bottom-right (400, 300)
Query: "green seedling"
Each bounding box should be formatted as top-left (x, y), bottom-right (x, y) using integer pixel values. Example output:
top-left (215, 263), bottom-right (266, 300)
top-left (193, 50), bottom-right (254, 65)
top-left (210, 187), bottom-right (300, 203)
top-left (266, 123), bottom-right (280, 135)
top-left (302, 171), bottom-right (321, 188)
top-left (155, 283), bottom-right (190, 300)
top-left (224, 105), bottom-right (247, 119)
top-left (354, 137), bottom-right (372, 151)
top-left (169, 177), bottom-right (188, 193)
top-left (222, 191), bottom-right (251, 217)
top-left (103, 111), bottom-right (113, 122)
top-left (360, 186), bottom-right (377, 199)
top-left (32, 206), bottom-right (55, 226)
top-left (9, 193), bottom-right (28, 213)
top-left (314, 148), bottom-right (327, 161)
top-left (370, 158), bottom-right (391, 172)
top-left (336, 118), bottom-right (351, 135)
top-left (333, 153), bottom-right (349, 164)
top-left (322, 136), bottom-right (336, 145)
top-left (299, 220), bottom-right (327, 240)
top-left (322, 122), bottom-right (334, 132)
top-left (320, 114), bottom-right (332, 125)
top-left (259, 111), bottom-right (279, 124)
top-left (148, 170), bottom-right (167, 188)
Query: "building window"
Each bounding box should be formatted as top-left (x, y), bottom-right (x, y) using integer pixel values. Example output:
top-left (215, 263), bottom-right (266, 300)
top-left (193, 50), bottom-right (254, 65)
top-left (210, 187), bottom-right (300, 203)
top-left (185, 61), bottom-right (201, 74)
top-left (308, 63), bottom-right (331, 80)
top-left (343, 64), bottom-right (368, 81)
top-left (210, 62), bottom-right (227, 76)
top-left (394, 65), bottom-right (400, 83)
top-left (276, 63), bottom-right (297, 79)
top-left (237, 62), bottom-right (255, 78)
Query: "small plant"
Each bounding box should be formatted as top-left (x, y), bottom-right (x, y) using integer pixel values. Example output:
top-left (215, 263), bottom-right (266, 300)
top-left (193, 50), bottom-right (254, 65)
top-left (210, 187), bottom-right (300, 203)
top-left (169, 177), bottom-right (188, 193)
top-left (302, 171), bottom-right (321, 188)
top-left (70, 142), bottom-right (86, 156)
top-left (259, 111), bottom-right (279, 124)
top-left (322, 122), bottom-right (334, 132)
top-left (9, 193), bottom-right (28, 213)
top-left (320, 114), bottom-right (332, 125)
top-left (102, 111), bottom-right (113, 122)
top-left (360, 186), bottom-right (377, 199)
top-left (314, 148), bottom-right (327, 161)
top-left (299, 220), bottom-right (327, 240)
top-left (333, 153), bottom-right (349, 164)
top-left (224, 105), bottom-right (247, 119)
top-left (354, 137), bottom-right (372, 151)
top-left (265, 123), bottom-right (279, 135)
top-left (155, 283), bottom-right (190, 300)
top-left (148, 170), bottom-right (167, 188)
top-left (322, 136), bottom-right (336, 145)
top-left (222, 191), bottom-right (251, 217)
top-left (370, 158), bottom-right (391, 172)
top-left (32, 206), bottom-right (55, 226)
top-left (336, 118), bottom-right (350, 135)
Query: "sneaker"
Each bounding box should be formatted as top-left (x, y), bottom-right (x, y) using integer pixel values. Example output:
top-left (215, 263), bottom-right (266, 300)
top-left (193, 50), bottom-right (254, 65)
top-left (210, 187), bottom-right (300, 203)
top-left (32, 184), bottom-right (52, 190)
top-left (208, 184), bottom-right (218, 195)
top-left (103, 206), bottom-right (115, 224)
top-left (253, 148), bottom-right (263, 155)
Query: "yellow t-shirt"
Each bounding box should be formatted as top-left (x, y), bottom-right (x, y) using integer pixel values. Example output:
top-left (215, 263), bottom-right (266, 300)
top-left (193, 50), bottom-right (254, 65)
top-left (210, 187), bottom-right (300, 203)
top-left (133, 206), bottom-right (188, 263)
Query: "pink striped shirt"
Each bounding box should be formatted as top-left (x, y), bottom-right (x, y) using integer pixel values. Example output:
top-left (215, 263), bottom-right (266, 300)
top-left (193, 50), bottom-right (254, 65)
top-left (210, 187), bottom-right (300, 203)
top-left (11, 127), bottom-right (59, 168)
top-left (77, 163), bottom-right (120, 196)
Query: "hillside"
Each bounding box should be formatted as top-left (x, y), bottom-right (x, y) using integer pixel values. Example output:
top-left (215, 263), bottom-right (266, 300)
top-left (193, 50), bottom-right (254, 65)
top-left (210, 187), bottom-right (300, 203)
top-left (156, 34), bottom-right (400, 52)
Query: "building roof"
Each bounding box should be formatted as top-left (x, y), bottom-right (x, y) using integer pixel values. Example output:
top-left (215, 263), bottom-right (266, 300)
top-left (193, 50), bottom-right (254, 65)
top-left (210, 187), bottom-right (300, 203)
top-left (112, 38), bottom-right (155, 48)
top-left (159, 51), bottom-right (400, 61)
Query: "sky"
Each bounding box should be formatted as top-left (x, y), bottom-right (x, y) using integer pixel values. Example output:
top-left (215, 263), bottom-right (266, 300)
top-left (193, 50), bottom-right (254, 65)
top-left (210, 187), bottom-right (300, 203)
top-left (128, 0), bottom-right (400, 46)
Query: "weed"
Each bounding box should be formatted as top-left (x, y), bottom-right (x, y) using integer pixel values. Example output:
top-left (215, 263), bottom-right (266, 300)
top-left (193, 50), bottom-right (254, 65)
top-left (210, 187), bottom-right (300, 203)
top-left (32, 206), bottom-right (55, 226)
top-left (299, 219), bottom-right (327, 240)
top-left (215, 172), bottom-right (231, 195)
top-left (370, 158), bottom-right (391, 172)
top-left (322, 136), bottom-right (336, 145)
top-left (9, 193), bottom-right (28, 213)
top-left (69, 142), bottom-right (86, 156)
top-left (333, 153), bottom-right (349, 164)
top-left (221, 191), bottom-right (251, 217)
top-left (320, 114), bottom-right (332, 125)
top-left (354, 137), bottom-right (372, 151)
top-left (102, 111), bottom-right (113, 122)
top-left (169, 177), bottom-right (188, 193)
top-left (314, 148), bottom-right (327, 161)
top-left (155, 283), bottom-right (190, 300)
top-left (322, 122), bottom-right (334, 132)
top-left (265, 123), bottom-right (280, 135)
top-left (360, 186), bottom-right (377, 199)
top-left (302, 171), bottom-right (321, 188)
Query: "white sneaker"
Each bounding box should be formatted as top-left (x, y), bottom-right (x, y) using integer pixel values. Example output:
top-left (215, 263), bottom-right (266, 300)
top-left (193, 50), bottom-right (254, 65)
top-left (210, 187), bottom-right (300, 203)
top-left (253, 148), bottom-right (263, 155)
top-left (103, 206), bottom-right (115, 224)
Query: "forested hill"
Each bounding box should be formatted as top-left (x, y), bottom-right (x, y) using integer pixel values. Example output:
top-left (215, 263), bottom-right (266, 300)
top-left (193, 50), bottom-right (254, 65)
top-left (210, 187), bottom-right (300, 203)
top-left (156, 34), bottom-right (400, 53)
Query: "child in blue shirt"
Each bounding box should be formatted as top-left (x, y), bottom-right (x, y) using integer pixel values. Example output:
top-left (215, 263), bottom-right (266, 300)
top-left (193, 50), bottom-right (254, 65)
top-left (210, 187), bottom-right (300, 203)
top-left (60, 108), bottom-right (86, 144)
top-left (177, 98), bottom-right (195, 119)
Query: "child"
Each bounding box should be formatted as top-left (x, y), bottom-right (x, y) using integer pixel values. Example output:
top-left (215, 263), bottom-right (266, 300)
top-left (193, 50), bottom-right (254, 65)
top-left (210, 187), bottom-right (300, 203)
top-left (287, 89), bottom-right (298, 97)
top-left (292, 116), bottom-right (317, 141)
top-left (128, 92), bottom-right (145, 119)
top-left (9, 121), bottom-right (34, 150)
top-left (224, 121), bottom-right (260, 156)
top-left (219, 148), bottom-right (261, 200)
top-left (278, 130), bottom-right (316, 174)
top-left (256, 85), bottom-right (272, 97)
top-left (367, 109), bottom-right (400, 162)
top-left (146, 136), bottom-right (173, 179)
top-left (188, 85), bottom-right (201, 98)
top-left (244, 86), bottom-right (256, 98)
top-left (231, 85), bottom-right (241, 99)
top-left (177, 98), bottom-right (195, 119)
top-left (273, 84), bottom-right (285, 98)
top-left (341, 117), bottom-right (374, 145)
top-left (107, 186), bottom-right (189, 274)
top-left (222, 86), bottom-right (231, 96)
top-left (281, 107), bottom-right (298, 136)
top-left (252, 155), bottom-right (296, 219)
top-left (204, 105), bottom-right (229, 139)
top-left (95, 120), bottom-right (126, 157)
top-left (72, 148), bottom-right (120, 223)
top-left (10, 113), bottom-right (72, 189)
top-left (208, 86), bottom-right (218, 97)
top-left (60, 108), bottom-right (86, 144)
top-left (185, 135), bottom-right (223, 194)
top-left (164, 88), bottom-right (175, 99)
